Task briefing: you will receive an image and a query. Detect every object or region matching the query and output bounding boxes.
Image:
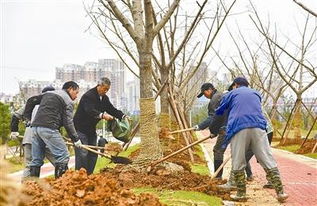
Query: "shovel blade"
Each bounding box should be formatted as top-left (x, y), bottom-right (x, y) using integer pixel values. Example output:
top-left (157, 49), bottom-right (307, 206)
top-left (110, 156), bottom-right (132, 164)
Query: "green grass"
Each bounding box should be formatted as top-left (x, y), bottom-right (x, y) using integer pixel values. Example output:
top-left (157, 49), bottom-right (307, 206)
top-left (7, 157), bottom-right (25, 173)
top-left (133, 187), bottom-right (222, 206)
top-left (303, 153), bottom-right (317, 159)
top-left (93, 144), bottom-right (140, 174)
top-left (193, 145), bottom-right (205, 161)
top-left (276, 144), bottom-right (301, 153)
top-left (190, 163), bottom-right (210, 176)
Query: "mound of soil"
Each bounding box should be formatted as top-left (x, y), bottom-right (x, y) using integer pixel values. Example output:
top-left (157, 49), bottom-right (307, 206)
top-left (23, 169), bottom-right (163, 206)
top-left (296, 139), bottom-right (317, 154)
top-left (101, 166), bottom-right (231, 200)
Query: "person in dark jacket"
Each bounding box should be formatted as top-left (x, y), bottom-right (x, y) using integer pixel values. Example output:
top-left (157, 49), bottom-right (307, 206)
top-left (29, 81), bottom-right (81, 179)
top-left (215, 77), bottom-right (288, 202)
top-left (10, 86), bottom-right (56, 179)
top-left (195, 83), bottom-right (226, 179)
top-left (73, 77), bottom-right (127, 175)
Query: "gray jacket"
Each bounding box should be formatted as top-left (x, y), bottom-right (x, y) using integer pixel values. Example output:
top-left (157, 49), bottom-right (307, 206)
top-left (32, 90), bottom-right (79, 142)
top-left (198, 90), bottom-right (223, 130)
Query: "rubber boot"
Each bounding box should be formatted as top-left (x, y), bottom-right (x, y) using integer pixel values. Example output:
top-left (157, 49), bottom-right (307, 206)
top-left (214, 160), bottom-right (223, 180)
top-left (230, 170), bottom-right (247, 202)
top-left (29, 166), bottom-right (41, 178)
top-left (263, 168), bottom-right (274, 189)
top-left (267, 167), bottom-right (289, 202)
top-left (217, 170), bottom-right (237, 191)
top-left (55, 163), bottom-right (68, 179)
top-left (98, 137), bottom-right (108, 153)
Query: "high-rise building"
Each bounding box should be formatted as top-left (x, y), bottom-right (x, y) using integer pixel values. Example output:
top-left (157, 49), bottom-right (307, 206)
top-left (126, 76), bottom-right (140, 114)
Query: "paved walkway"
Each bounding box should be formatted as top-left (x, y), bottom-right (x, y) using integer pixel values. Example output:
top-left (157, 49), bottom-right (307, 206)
top-left (9, 156), bottom-right (75, 182)
top-left (197, 130), bottom-right (317, 206)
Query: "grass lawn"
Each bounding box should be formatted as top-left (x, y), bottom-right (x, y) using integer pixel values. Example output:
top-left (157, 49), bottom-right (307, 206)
top-left (133, 187), bottom-right (222, 206)
top-left (275, 144), bottom-right (317, 159)
top-left (7, 157), bottom-right (25, 173)
top-left (276, 145), bottom-right (301, 153)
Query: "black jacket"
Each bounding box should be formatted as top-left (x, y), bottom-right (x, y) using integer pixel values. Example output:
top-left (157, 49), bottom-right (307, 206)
top-left (31, 90), bottom-right (79, 142)
top-left (198, 89), bottom-right (223, 130)
top-left (73, 87), bottom-right (124, 136)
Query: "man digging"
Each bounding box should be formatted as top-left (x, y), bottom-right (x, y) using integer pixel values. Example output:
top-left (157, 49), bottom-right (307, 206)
top-left (215, 77), bottom-right (288, 202)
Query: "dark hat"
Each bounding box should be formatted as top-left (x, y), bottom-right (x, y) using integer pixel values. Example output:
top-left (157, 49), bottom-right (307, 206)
top-left (232, 77), bottom-right (249, 87)
top-left (228, 83), bottom-right (234, 91)
top-left (197, 83), bottom-right (214, 98)
top-left (42, 85), bottom-right (55, 93)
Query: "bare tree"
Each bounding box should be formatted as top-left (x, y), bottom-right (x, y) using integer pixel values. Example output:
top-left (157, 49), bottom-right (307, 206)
top-left (250, 5), bottom-right (317, 143)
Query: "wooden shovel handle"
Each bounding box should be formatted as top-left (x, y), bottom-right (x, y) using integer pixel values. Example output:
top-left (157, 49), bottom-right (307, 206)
top-left (150, 134), bottom-right (216, 167)
top-left (170, 127), bottom-right (195, 134)
top-left (211, 156), bottom-right (231, 179)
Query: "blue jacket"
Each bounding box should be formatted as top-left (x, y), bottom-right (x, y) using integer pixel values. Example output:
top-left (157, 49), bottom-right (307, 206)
top-left (215, 86), bottom-right (267, 147)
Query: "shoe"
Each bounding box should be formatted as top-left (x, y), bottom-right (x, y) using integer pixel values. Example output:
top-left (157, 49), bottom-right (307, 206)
top-left (263, 182), bottom-right (274, 189)
top-left (55, 163), bottom-right (68, 179)
top-left (230, 193), bottom-right (248, 202)
top-left (247, 175), bottom-right (254, 181)
top-left (29, 166), bottom-right (41, 178)
top-left (277, 193), bottom-right (289, 202)
top-left (217, 181), bottom-right (237, 191)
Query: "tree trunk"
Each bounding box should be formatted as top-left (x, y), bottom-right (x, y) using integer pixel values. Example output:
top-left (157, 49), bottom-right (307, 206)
top-left (136, 50), bottom-right (163, 164)
top-left (159, 68), bottom-right (171, 128)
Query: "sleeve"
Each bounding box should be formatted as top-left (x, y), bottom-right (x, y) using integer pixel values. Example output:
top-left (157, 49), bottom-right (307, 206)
top-left (11, 115), bottom-right (20, 132)
top-left (209, 110), bottom-right (228, 135)
top-left (23, 95), bottom-right (42, 122)
top-left (198, 115), bottom-right (214, 130)
top-left (63, 103), bottom-right (79, 142)
top-left (82, 96), bottom-right (103, 119)
top-left (104, 96), bottom-right (124, 120)
top-left (215, 93), bottom-right (232, 115)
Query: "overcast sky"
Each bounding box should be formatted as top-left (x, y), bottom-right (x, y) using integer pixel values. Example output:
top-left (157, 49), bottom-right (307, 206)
top-left (1, 0), bottom-right (316, 96)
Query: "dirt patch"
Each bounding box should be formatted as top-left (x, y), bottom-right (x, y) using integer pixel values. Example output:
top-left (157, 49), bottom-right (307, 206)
top-left (296, 139), bottom-right (317, 154)
top-left (101, 166), bottom-right (231, 200)
top-left (23, 169), bottom-right (163, 206)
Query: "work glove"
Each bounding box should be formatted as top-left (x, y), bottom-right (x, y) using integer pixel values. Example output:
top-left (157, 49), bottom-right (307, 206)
top-left (10, 132), bottom-right (19, 140)
top-left (74, 140), bottom-right (83, 148)
top-left (193, 125), bottom-right (200, 131)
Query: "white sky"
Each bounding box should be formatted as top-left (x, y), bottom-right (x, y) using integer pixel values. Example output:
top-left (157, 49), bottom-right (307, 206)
top-left (1, 0), bottom-right (316, 95)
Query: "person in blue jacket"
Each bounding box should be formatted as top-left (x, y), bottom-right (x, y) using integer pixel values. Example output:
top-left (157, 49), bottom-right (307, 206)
top-left (215, 77), bottom-right (288, 202)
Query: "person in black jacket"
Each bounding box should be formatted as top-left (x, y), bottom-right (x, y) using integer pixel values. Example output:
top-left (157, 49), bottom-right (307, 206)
top-left (73, 77), bottom-right (128, 174)
top-left (11, 86), bottom-right (56, 179)
top-left (195, 83), bottom-right (226, 179)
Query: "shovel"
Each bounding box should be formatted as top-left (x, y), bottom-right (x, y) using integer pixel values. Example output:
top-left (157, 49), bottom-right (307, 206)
top-left (169, 127), bottom-right (195, 134)
top-left (147, 134), bottom-right (216, 171)
top-left (66, 142), bottom-right (132, 164)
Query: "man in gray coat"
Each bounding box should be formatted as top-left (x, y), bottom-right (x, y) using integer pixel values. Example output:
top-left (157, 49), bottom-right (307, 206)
top-left (29, 81), bottom-right (82, 178)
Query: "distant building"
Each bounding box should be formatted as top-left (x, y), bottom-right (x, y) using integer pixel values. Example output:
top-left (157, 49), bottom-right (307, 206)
top-left (18, 59), bottom-right (132, 110)
top-left (126, 76), bottom-right (140, 114)
top-left (19, 80), bottom-right (52, 99)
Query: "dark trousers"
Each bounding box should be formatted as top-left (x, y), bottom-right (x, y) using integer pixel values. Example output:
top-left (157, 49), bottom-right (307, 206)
top-left (245, 132), bottom-right (274, 177)
top-left (75, 131), bottom-right (97, 175)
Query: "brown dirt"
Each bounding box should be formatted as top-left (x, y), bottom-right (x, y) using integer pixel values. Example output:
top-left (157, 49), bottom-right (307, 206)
top-left (23, 168), bottom-right (163, 206)
top-left (101, 166), bottom-right (231, 200)
top-left (296, 139), bottom-right (317, 154)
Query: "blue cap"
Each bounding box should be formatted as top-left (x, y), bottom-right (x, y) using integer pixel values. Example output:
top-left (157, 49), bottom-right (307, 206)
top-left (233, 77), bottom-right (249, 87)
